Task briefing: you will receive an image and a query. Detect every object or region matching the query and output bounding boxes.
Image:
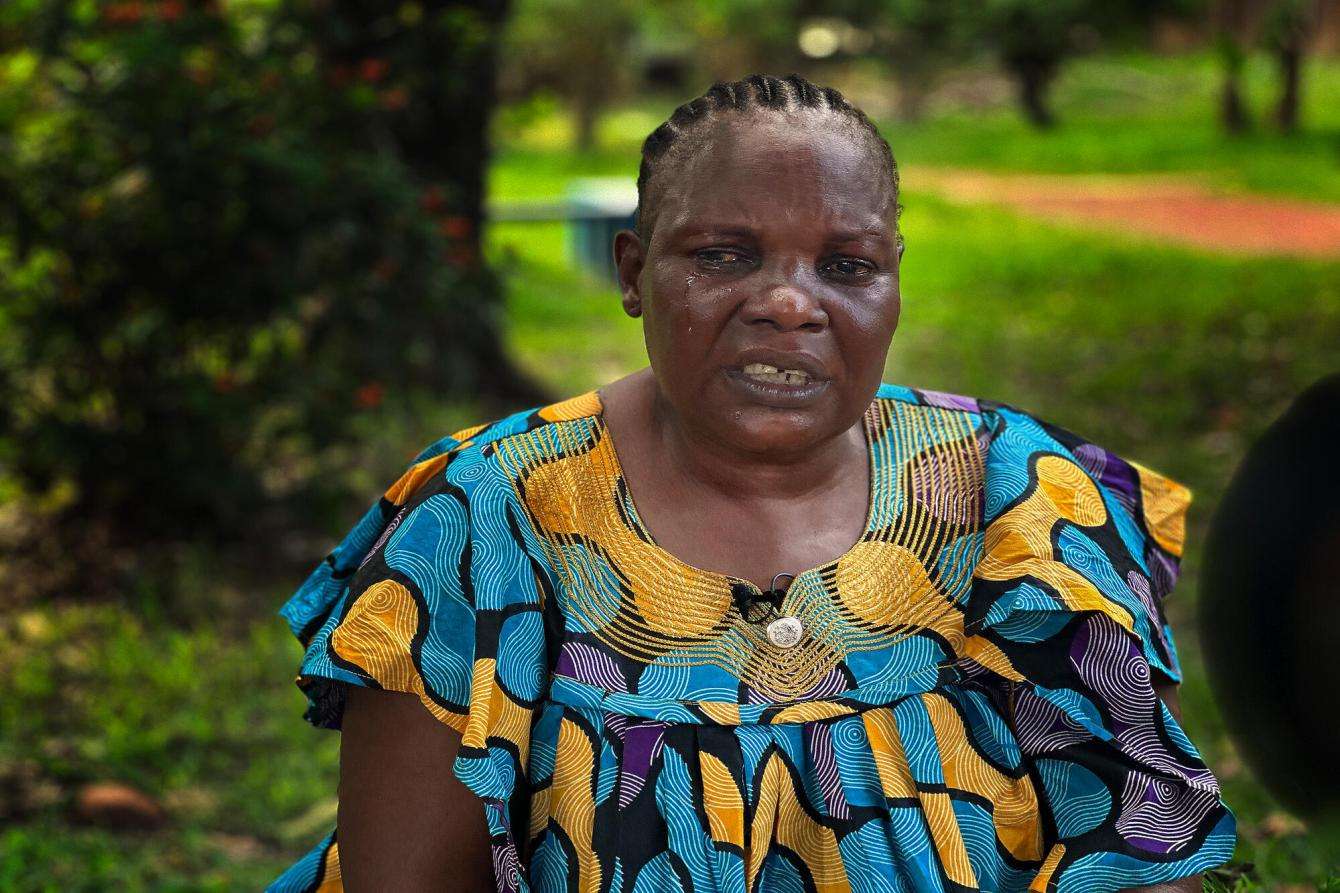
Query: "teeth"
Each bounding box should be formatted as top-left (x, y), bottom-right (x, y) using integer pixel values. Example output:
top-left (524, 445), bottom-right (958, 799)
top-left (741, 363), bottom-right (811, 385)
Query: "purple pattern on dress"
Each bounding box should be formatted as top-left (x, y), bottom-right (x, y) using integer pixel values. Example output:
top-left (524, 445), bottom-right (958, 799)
top-left (917, 388), bottom-right (981, 413)
top-left (912, 452), bottom-right (980, 523)
top-left (796, 665), bottom-right (851, 699)
top-left (617, 721), bottom-right (667, 809)
top-left (1117, 771), bottom-right (1219, 854)
top-left (485, 800), bottom-right (523, 893)
top-left (1074, 443), bottom-right (1141, 517)
top-left (1070, 617), bottom-right (1153, 744)
top-left (556, 641), bottom-right (629, 692)
top-left (805, 722), bottom-right (850, 820)
top-left (1148, 548), bottom-right (1180, 600)
top-left (1011, 687), bottom-right (1093, 754)
top-left (1126, 569), bottom-right (1169, 654)
top-left (492, 834), bottom-right (523, 893)
top-left (1071, 615), bottom-right (1219, 853)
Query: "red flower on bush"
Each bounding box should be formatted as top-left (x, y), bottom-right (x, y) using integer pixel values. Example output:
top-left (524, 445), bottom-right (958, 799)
top-left (438, 216), bottom-right (471, 240)
top-left (102, 2), bottom-right (145, 24)
top-left (247, 114), bottom-right (276, 137)
top-left (419, 185), bottom-right (446, 213)
top-left (358, 58), bottom-right (390, 83)
top-left (354, 382), bottom-right (385, 409)
top-left (446, 245), bottom-right (476, 268)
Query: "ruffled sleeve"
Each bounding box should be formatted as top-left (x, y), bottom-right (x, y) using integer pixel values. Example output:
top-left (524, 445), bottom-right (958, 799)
top-left (274, 426), bottom-right (549, 893)
top-left (962, 402), bottom-right (1237, 893)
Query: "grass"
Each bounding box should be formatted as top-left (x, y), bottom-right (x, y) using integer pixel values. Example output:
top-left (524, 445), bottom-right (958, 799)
top-left (886, 51), bottom-right (1340, 201)
top-left (494, 50), bottom-right (1340, 202)
top-left (1, 606), bottom-right (332, 889)
top-left (5, 49), bottom-right (1340, 890)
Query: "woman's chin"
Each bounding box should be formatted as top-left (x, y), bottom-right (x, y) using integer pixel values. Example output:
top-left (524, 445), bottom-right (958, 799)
top-left (711, 405), bottom-right (834, 458)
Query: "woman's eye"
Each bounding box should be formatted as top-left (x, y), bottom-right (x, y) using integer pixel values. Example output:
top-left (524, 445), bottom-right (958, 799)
top-left (695, 248), bottom-right (747, 268)
top-left (823, 257), bottom-right (876, 280)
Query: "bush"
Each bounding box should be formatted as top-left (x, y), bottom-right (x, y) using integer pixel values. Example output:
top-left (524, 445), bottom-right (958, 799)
top-left (0, 1), bottom-right (537, 604)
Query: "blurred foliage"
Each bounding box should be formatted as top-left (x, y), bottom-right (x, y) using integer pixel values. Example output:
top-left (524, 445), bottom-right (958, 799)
top-left (0, 0), bottom-right (534, 605)
top-left (1213, 0), bottom-right (1330, 133)
top-left (498, 0), bottom-right (809, 150)
top-left (866, 0), bottom-right (979, 120)
top-left (1, 601), bottom-right (334, 889)
top-left (492, 0), bottom-right (1332, 133)
top-left (501, 0), bottom-right (639, 150)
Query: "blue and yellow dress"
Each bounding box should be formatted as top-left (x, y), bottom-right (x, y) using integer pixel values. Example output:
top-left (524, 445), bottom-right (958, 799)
top-left (269, 382), bottom-right (1236, 893)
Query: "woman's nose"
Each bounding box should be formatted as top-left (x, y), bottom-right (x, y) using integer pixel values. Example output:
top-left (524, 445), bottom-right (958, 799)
top-left (739, 274), bottom-right (828, 332)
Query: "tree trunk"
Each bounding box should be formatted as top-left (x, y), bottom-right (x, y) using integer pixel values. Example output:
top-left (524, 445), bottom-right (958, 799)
top-left (1275, 42), bottom-right (1302, 132)
top-left (574, 94), bottom-right (599, 153)
top-left (314, 0), bottom-right (548, 408)
top-left (1213, 1), bottom-right (1255, 134)
top-left (895, 72), bottom-right (932, 123)
top-left (1221, 65), bottom-right (1251, 134)
top-left (1009, 56), bottom-right (1058, 129)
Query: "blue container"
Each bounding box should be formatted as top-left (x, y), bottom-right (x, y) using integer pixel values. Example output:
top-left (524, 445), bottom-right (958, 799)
top-left (565, 178), bottom-right (638, 286)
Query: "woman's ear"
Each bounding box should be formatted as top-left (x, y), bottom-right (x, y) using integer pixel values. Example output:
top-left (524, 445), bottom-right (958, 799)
top-left (613, 229), bottom-right (645, 318)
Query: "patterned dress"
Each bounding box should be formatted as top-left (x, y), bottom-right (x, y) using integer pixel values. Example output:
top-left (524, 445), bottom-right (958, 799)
top-left (268, 382), bottom-right (1236, 893)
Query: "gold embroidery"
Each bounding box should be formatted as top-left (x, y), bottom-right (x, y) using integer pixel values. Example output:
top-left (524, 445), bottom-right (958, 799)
top-left (495, 392), bottom-right (986, 700)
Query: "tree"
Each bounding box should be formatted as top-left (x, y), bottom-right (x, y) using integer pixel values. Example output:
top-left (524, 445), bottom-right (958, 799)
top-left (500, 0), bottom-right (639, 151)
top-left (831, 0), bottom-right (974, 121)
top-left (980, 0), bottom-right (1090, 128)
top-left (1211, 0), bottom-right (1325, 135)
top-left (978, 0), bottom-right (1197, 129)
top-left (1214, 0), bottom-right (1256, 133)
top-left (0, 0), bottom-right (540, 601)
top-left (1260, 0), bottom-right (1322, 132)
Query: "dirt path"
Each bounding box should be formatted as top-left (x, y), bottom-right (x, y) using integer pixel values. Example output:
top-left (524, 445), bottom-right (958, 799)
top-left (906, 167), bottom-right (1340, 259)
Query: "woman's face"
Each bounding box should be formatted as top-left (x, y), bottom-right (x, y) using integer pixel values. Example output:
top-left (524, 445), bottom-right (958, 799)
top-left (615, 113), bottom-right (902, 457)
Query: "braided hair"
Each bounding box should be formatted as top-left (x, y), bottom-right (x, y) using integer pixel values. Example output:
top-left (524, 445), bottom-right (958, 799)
top-left (634, 73), bottom-right (902, 246)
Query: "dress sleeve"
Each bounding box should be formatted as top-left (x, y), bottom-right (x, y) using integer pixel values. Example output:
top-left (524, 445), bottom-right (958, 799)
top-left (275, 431), bottom-right (548, 892)
top-left (277, 430), bottom-right (474, 731)
top-left (962, 403), bottom-right (1237, 893)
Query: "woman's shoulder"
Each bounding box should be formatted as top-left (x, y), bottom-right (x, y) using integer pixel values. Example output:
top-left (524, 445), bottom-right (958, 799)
top-left (416, 389), bottom-right (603, 464)
top-left (876, 381), bottom-right (1189, 535)
top-left (878, 380), bottom-right (1191, 649)
top-left (874, 380), bottom-right (991, 415)
top-left (279, 391), bottom-right (601, 647)
top-left (383, 390), bottom-right (605, 501)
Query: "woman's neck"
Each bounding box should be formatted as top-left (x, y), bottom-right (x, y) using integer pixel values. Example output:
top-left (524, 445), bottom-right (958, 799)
top-left (640, 370), bottom-right (868, 509)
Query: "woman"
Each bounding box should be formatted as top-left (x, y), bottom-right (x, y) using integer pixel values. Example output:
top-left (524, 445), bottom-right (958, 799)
top-left (270, 74), bottom-right (1236, 893)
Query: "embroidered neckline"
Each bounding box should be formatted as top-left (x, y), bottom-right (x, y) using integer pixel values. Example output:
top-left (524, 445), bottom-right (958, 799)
top-left (591, 389), bottom-right (884, 596)
top-left (494, 385), bottom-right (987, 701)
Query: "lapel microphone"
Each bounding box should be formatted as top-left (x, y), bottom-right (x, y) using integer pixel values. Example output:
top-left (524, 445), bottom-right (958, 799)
top-left (732, 572), bottom-right (795, 624)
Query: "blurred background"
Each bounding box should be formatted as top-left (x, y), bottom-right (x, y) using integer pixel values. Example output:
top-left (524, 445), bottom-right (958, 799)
top-left (2, 0), bottom-right (1339, 889)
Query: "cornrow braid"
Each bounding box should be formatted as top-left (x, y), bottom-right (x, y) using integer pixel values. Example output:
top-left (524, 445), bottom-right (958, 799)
top-left (634, 72), bottom-right (901, 246)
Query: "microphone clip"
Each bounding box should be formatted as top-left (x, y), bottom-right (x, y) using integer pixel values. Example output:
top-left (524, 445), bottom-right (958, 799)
top-left (731, 572), bottom-right (795, 624)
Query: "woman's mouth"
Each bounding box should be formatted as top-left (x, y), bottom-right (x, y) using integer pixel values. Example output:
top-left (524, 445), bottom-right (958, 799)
top-left (739, 363), bottom-right (812, 386)
top-left (724, 363), bottom-right (829, 406)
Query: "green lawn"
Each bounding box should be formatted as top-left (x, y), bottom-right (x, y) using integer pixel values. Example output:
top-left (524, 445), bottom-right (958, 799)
top-left (887, 51), bottom-right (1340, 201)
top-left (494, 51), bottom-right (1340, 202)
top-left (6, 50), bottom-right (1340, 890)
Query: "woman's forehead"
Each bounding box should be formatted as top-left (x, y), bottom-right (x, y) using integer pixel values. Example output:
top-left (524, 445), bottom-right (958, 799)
top-left (683, 114), bottom-right (877, 177)
top-left (660, 118), bottom-right (895, 236)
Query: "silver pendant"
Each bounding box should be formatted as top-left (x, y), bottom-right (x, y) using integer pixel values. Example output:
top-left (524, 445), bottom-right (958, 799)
top-left (765, 616), bottom-right (804, 648)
